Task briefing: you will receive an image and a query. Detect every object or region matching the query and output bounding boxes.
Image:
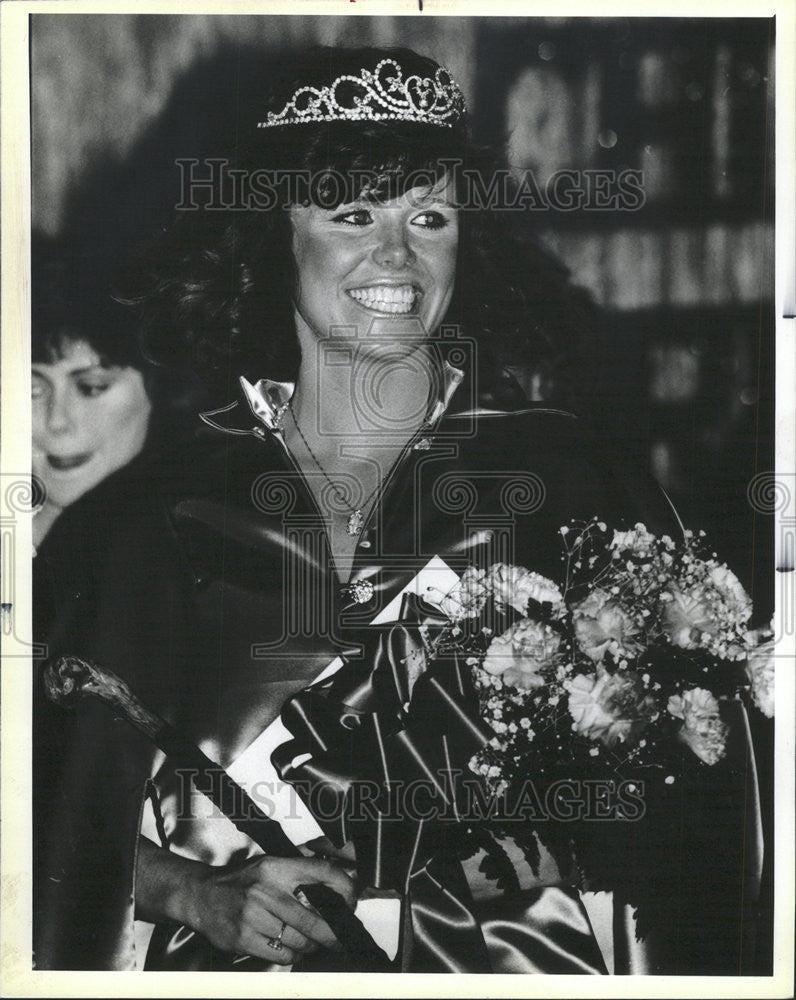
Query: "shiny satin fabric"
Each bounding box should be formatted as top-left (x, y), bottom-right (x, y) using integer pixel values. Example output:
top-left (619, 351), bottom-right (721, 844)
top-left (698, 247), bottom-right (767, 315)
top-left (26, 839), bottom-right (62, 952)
top-left (271, 595), bottom-right (493, 875)
top-left (35, 378), bottom-right (761, 972)
top-left (475, 888), bottom-right (608, 974)
top-left (137, 397), bottom-right (657, 972)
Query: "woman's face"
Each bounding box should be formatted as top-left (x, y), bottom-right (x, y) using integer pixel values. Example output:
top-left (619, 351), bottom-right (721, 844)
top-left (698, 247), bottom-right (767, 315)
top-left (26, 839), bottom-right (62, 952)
top-left (290, 174), bottom-right (459, 350)
top-left (32, 339), bottom-right (152, 512)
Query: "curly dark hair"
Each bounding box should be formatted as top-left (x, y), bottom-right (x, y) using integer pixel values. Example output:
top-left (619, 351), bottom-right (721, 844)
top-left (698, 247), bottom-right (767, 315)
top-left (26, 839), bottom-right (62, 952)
top-left (33, 232), bottom-right (211, 450)
top-left (33, 234), bottom-right (147, 370)
top-left (124, 46), bottom-right (594, 405)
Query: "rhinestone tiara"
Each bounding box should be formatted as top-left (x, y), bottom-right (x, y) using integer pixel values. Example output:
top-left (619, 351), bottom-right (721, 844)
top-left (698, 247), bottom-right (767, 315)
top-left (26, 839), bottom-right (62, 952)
top-left (258, 57), bottom-right (466, 129)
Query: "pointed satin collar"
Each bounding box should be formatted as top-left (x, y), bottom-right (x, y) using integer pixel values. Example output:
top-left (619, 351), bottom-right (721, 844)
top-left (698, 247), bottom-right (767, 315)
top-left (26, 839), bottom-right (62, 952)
top-left (199, 362), bottom-right (465, 437)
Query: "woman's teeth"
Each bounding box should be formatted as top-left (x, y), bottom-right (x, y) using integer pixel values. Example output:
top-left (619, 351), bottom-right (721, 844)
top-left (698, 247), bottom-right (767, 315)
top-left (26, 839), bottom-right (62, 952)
top-left (347, 285), bottom-right (418, 314)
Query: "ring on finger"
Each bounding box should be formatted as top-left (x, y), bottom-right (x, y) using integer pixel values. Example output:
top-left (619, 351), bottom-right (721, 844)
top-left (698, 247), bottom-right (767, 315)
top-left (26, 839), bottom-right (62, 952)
top-left (265, 919), bottom-right (288, 951)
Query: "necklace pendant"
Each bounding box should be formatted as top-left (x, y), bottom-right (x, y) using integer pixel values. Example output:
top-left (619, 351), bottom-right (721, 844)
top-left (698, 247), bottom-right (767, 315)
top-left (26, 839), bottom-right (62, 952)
top-left (347, 509), bottom-right (364, 536)
top-left (346, 579), bottom-right (374, 605)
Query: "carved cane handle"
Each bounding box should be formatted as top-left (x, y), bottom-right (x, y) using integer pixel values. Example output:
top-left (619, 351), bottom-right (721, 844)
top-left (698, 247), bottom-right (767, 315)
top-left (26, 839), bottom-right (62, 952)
top-left (44, 655), bottom-right (163, 742)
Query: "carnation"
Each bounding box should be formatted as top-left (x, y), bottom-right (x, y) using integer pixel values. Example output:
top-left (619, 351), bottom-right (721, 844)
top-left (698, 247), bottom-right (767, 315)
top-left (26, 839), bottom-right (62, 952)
top-left (667, 688), bottom-right (728, 765)
top-left (488, 564), bottom-right (564, 616)
top-left (566, 668), bottom-right (655, 746)
top-left (660, 585), bottom-right (717, 650)
top-left (661, 563), bottom-right (752, 659)
top-left (667, 686), bottom-right (720, 723)
top-left (482, 618), bottom-right (562, 689)
top-left (572, 588), bottom-right (644, 663)
top-left (744, 636), bottom-right (775, 718)
top-left (708, 564), bottom-right (753, 621)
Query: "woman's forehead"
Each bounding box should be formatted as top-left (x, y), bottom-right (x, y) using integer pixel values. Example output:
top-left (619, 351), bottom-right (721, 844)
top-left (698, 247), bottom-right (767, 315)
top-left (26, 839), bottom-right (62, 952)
top-left (292, 172), bottom-right (458, 213)
top-left (34, 337), bottom-right (105, 372)
top-left (371, 173), bottom-right (457, 205)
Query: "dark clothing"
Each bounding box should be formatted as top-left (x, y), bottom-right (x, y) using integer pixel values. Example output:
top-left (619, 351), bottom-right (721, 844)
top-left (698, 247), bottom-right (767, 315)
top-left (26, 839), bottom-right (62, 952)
top-left (32, 388), bottom-right (758, 972)
top-left (33, 450), bottom-right (193, 969)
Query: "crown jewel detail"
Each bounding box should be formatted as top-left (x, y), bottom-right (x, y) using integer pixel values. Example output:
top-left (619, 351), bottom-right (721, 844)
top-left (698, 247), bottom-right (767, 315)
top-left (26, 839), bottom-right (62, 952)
top-left (259, 58), bottom-right (466, 129)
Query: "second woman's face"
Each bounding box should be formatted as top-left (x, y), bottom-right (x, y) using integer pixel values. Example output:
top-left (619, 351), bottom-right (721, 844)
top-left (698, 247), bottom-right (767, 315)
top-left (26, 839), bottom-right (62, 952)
top-left (290, 175), bottom-right (459, 349)
top-left (32, 339), bottom-right (152, 512)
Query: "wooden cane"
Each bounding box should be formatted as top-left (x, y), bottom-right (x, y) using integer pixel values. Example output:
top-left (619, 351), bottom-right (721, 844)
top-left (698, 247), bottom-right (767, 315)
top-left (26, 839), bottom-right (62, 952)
top-left (44, 654), bottom-right (393, 971)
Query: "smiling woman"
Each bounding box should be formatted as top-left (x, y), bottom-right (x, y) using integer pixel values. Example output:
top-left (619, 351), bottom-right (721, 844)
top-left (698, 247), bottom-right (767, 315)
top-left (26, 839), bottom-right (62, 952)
top-left (132, 47), bottom-right (584, 401)
top-left (32, 342), bottom-right (151, 544)
top-left (283, 174), bottom-right (462, 578)
top-left (290, 177), bottom-right (458, 333)
top-left (31, 243), bottom-right (154, 546)
top-left (35, 44), bottom-right (760, 977)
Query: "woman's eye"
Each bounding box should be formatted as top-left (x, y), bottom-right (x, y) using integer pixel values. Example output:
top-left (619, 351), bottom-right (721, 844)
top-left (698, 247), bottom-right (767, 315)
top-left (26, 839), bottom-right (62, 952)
top-left (75, 379), bottom-right (112, 398)
top-left (411, 211), bottom-right (449, 230)
top-left (333, 208), bottom-right (373, 227)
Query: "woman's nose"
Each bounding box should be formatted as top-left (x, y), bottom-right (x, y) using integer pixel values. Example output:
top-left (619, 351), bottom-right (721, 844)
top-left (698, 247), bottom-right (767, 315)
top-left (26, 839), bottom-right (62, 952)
top-left (46, 388), bottom-right (76, 434)
top-left (372, 221), bottom-right (415, 269)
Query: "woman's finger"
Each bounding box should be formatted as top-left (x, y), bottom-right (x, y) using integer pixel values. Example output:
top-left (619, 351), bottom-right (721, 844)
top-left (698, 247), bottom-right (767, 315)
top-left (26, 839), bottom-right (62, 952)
top-left (238, 927), bottom-right (297, 966)
top-left (251, 856), bottom-right (356, 908)
top-left (247, 856), bottom-right (357, 948)
top-left (268, 890), bottom-right (342, 950)
top-left (246, 888), bottom-right (316, 953)
top-left (303, 836), bottom-right (357, 864)
top-left (285, 857), bottom-right (357, 908)
top-left (281, 925), bottom-right (318, 954)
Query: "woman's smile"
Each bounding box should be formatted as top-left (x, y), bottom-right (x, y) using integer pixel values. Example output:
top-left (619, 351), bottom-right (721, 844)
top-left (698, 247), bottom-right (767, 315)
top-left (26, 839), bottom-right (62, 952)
top-left (290, 175), bottom-right (458, 344)
top-left (346, 282), bottom-right (422, 315)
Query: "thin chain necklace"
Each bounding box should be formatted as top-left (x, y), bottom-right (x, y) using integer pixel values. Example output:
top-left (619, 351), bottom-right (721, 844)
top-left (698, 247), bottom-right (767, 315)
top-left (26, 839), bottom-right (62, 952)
top-left (282, 399), bottom-right (381, 537)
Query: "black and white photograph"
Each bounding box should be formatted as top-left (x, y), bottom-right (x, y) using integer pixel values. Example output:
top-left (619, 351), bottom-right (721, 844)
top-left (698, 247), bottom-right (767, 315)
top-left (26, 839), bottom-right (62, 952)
top-left (0, 2), bottom-right (793, 994)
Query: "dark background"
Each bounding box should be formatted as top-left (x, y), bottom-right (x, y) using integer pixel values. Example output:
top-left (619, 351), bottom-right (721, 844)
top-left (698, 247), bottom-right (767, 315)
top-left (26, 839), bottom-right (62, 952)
top-left (31, 14), bottom-right (775, 971)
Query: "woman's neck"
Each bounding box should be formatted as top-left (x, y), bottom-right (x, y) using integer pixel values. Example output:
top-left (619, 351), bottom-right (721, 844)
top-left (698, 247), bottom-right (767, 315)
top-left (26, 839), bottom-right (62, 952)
top-left (280, 322), bottom-right (440, 585)
top-left (289, 335), bottom-right (435, 456)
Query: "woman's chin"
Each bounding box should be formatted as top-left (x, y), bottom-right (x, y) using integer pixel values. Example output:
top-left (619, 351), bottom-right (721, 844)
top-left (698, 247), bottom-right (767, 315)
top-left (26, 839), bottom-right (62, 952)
top-left (340, 302), bottom-right (434, 335)
top-left (346, 314), bottom-right (434, 357)
top-left (42, 482), bottom-right (91, 512)
top-left (37, 463), bottom-right (103, 511)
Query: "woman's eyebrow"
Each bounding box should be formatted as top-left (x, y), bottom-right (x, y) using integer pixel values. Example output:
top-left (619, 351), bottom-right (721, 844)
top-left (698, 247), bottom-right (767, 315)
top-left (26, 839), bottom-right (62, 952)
top-left (413, 197), bottom-right (456, 207)
top-left (317, 201), bottom-right (368, 214)
top-left (69, 365), bottom-right (118, 378)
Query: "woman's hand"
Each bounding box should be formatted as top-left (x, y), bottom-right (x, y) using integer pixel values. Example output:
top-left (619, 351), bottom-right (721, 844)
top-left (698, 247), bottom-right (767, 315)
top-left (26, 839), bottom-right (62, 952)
top-left (136, 837), bottom-right (356, 965)
top-left (189, 854), bottom-right (357, 963)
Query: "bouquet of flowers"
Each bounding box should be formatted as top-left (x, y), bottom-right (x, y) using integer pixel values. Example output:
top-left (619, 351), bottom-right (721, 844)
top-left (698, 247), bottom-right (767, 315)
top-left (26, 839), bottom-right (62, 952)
top-left (422, 519), bottom-right (774, 902)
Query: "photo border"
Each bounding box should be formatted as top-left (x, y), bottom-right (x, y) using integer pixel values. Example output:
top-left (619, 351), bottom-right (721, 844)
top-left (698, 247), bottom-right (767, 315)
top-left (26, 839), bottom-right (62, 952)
top-left (2, 2), bottom-right (793, 997)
